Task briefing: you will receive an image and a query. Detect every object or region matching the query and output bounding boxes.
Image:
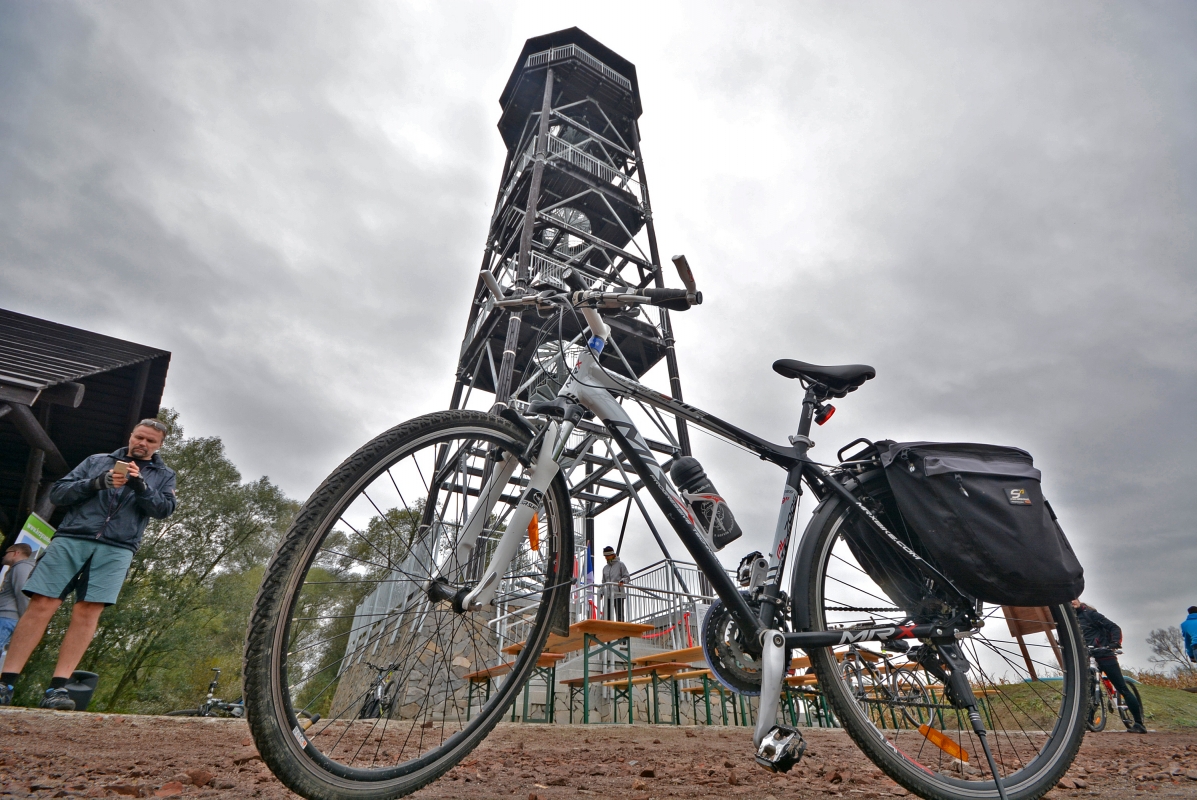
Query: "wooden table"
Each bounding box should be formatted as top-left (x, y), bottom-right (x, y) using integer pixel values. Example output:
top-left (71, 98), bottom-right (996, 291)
top-left (503, 620), bottom-right (654, 725)
top-left (631, 645), bottom-right (706, 667)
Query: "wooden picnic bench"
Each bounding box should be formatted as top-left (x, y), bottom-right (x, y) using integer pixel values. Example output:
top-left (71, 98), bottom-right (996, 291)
top-left (592, 661), bottom-right (695, 725)
top-left (463, 652), bottom-right (565, 723)
top-left (503, 620), bottom-right (654, 725)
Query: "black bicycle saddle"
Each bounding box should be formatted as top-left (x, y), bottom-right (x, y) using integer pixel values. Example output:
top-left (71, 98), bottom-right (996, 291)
top-left (771, 359), bottom-right (876, 399)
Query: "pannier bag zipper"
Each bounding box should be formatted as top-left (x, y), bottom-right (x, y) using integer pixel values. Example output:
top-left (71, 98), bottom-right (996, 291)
top-left (954, 474), bottom-right (969, 497)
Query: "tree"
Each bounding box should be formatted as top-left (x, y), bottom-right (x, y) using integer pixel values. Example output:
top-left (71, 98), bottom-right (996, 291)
top-left (1146, 626), bottom-right (1197, 677)
top-left (15, 409), bottom-right (299, 712)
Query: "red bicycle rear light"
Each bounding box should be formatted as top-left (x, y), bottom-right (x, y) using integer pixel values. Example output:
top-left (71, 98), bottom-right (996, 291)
top-left (815, 404), bottom-right (836, 426)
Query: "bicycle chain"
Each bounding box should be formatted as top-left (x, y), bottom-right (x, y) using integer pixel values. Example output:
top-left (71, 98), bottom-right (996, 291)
top-left (826, 604), bottom-right (902, 613)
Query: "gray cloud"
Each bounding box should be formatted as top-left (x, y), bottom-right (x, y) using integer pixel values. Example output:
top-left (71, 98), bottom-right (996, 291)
top-left (1, 1), bottom-right (1194, 668)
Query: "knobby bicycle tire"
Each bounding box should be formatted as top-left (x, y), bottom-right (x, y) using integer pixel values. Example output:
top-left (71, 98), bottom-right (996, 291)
top-left (793, 469), bottom-right (1087, 800)
top-left (244, 411), bottom-right (573, 800)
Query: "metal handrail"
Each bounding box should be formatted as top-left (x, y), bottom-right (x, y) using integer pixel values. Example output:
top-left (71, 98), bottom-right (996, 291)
top-left (525, 44), bottom-right (633, 92)
top-left (544, 135), bottom-right (640, 193)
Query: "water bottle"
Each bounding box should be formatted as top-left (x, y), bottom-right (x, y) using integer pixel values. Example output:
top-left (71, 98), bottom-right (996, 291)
top-left (669, 457), bottom-right (743, 551)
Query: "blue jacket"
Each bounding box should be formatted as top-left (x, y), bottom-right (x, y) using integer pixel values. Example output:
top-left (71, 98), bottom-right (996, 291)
top-left (1182, 613), bottom-right (1197, 661)
top-left (49, 447), bottom-right (177, 552)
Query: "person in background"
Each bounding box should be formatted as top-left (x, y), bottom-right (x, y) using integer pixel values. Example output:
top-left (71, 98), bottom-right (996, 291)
top-left (0, 544), bottom-right (36, 655)
top-left (0, 420), bottom-right (176, 710)
top-left (1182, 606), bottom-right (1197, 663)
top-left (1072, 598), bottom-right (1147, 733)
top-left (599, 546), bottom-right (631, 622)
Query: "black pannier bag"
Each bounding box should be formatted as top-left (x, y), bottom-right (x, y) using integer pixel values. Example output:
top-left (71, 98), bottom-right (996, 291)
top-left (879, 442), bottom-right (1084, 606)
top-left (837, 483), bottom-right (930, 614)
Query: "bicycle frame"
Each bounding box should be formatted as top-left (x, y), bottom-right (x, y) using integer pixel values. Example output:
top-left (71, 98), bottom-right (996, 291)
top-left (458, 309), bottom-right (971, 654)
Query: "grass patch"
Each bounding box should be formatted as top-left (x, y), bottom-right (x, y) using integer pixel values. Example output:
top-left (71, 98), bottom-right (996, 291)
top-left (1132, 683), bottom-right (1197, 731)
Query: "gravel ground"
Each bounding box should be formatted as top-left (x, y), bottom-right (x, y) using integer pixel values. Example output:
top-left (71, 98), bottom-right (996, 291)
top-left (1, 708), bottom-right (1195, 799)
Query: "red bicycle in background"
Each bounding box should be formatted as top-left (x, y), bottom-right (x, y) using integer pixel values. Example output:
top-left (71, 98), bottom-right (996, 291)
top-left (1086, 649), bottom-right (1144, 732)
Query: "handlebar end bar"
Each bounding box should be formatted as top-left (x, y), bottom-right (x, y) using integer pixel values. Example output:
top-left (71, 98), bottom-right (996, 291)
top-left (480, 270), bottom-right (504, 301)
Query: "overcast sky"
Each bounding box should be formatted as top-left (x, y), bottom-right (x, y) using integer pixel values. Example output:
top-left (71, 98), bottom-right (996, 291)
top-left (2, 1), bottom-right (1194, 669)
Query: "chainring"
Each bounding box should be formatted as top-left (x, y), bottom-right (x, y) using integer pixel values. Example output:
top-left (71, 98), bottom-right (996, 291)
top-left (701, 590), bottom-right (789, 696)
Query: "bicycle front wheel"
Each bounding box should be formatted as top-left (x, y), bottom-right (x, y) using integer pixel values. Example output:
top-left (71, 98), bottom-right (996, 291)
top-left (245, 411), bottom-right (573, 800)
top-left (794, 470), bottom-right (1087, 800)
top-left (1086, 676), bottom-right (1107, 732)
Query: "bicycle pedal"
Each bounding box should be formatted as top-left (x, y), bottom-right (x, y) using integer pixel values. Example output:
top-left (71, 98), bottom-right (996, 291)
top-left (754, 725), bottom-right (806, 773)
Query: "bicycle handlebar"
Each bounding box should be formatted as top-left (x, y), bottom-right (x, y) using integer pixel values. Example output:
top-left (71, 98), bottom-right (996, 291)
top-left (490, 285), bottom-right (702, 312)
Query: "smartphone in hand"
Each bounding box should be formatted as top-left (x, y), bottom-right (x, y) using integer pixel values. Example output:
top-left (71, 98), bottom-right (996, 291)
top-left (113, 461), bottom-right (130, 477)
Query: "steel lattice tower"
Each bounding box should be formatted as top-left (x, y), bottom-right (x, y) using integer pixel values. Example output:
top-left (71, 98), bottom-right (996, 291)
top-left (451, 28), bottom-right (693, 590)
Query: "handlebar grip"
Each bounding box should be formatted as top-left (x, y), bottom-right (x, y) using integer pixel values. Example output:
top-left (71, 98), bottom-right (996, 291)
top-left (643, 287), bottom-right (702, 311)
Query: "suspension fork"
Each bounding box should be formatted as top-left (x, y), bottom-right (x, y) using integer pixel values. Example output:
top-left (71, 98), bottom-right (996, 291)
top-left (458, 423), bottom-right (561, 610)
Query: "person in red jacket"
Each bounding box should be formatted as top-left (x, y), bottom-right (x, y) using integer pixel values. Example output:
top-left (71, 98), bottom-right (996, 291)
top-left (1072, 598), bottom-right (1146, 733)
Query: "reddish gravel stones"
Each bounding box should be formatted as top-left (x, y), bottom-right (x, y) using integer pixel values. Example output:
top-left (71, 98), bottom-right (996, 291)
top-left (153, 781), bottom-right (184, 797)
top-left (0, 708), bottom-right (1195, 799)
top-left (184, 768), bottom-right (214, 786)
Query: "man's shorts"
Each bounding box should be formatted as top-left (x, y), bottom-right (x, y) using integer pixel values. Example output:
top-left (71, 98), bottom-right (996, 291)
top-left (23, 536), bottom-right (134, 606)
top-left (0, 617), bottom-right (16, 651)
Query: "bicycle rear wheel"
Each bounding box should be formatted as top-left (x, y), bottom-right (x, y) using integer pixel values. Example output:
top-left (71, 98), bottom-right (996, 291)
top-left (794, 470), bottom-right (1087, 800)
top-left (245, 411), bottom-right (573, 800)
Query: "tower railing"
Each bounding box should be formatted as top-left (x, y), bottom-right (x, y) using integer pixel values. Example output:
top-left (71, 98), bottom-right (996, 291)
top-left (544, 135), bottom-right (641, 194)
top-left (524, 44), bottom-right (633, 92)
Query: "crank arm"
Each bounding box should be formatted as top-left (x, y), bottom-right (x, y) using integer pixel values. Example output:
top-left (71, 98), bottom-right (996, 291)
top-left (754, 630), bottom-right (787, 749)
top-left (460, 424), bottom-right (561, 610)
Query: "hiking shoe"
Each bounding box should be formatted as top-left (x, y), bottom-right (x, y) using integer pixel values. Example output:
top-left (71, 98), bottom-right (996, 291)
top-left (1130, 722), bottom-right (1148, 733)
top-left (39, 688), bottom-right (76, 711)
top-left (0, 683), bottom-right (13, 706)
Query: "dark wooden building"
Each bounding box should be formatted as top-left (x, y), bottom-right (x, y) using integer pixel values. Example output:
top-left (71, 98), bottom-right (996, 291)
top-left (0, 309), bottom-right (170, 547)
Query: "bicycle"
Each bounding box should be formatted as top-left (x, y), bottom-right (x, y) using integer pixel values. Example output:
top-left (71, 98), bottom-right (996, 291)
top-left (837, 639), bottom-right (935, 730)
top-left (244, 260), bottom-right (1088, 800)
top-left (1085, 649), bottom-right (1142, 732)
top-left (358, 664), bottom-right (397, 720)
top-left (168, 668), bottom-right (320, 730)
top-left (166, 669), bottom-right (246, 718)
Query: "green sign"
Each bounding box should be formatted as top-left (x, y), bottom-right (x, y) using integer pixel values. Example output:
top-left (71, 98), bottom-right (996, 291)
top-left (19, 512), bottom-right (55, 550)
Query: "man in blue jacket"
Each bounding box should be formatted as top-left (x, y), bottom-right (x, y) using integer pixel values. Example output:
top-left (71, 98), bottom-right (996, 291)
top-left (1182, 606), bottom-right (1197, 663)
top-left (0, 419), bottom-right (176, 710)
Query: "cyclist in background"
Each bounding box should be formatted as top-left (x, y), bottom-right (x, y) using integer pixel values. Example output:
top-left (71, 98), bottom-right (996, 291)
top-left (1182, 606), bottom-right (1197, 662)
top-left (1072, 598), bottom-right (1146, 733)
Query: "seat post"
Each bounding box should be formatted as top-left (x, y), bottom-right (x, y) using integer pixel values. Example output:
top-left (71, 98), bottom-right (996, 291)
top-left (796, 386), bottom-right (818, 439)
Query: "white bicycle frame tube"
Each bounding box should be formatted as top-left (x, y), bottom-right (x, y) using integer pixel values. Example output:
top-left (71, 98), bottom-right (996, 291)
top-left (459, 422), bottom-right (561, 610)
